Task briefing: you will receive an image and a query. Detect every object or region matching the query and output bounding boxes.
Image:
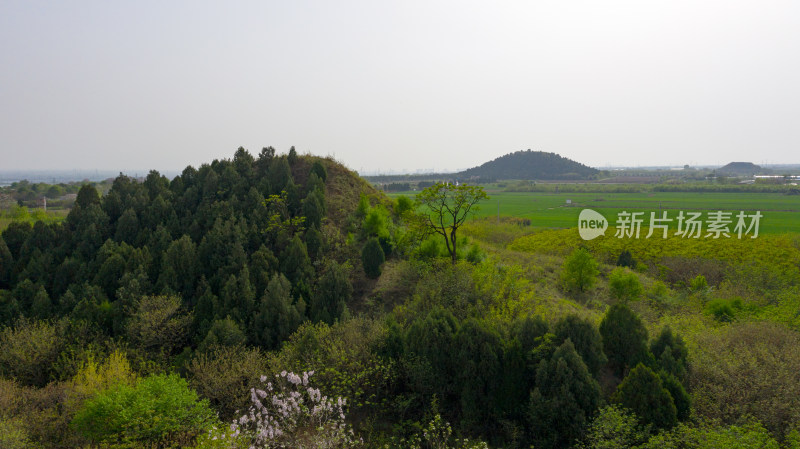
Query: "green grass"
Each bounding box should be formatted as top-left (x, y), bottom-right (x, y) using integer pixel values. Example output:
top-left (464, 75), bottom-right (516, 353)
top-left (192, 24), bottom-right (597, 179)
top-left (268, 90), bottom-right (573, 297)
top-left (0, 209), bottom-right (69, 232)
top-left (390, 190), bottom-right (800, 234)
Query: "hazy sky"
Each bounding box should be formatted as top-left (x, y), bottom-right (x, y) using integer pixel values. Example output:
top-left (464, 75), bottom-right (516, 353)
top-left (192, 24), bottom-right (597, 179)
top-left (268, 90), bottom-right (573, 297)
top-left (2, 1), bottom-right (799, 173)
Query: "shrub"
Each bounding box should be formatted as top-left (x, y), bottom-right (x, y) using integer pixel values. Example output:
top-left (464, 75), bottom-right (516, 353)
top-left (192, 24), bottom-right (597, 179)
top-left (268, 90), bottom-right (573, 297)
top-left (640, 420), bottom-right (779, 449)
top-left (608, 267), bottom-right (643, 302)
top-left (126, 295), bottom-right (191, 356)
top-left (0, 416), bottom-right (41, 449)
top-left (690, 322), bottom-right (800, 440)
top-left (577, 405), bottom-right (648, 449)
top-left (561, 248), bottom-right (599, 293)
top-left (228, 371), bottom-right (361, 448)
top-left (704, 297), bottom-right (744, 322)
top-left (612, 364), bottom-right (677, 430)
top-left (383, 413), bottom-right (489, 449)
top-left (68, 349), bottom-right (137, 407)
top-left (188, 345), bottom-right (269, 420)
top-left (72, 373), bottom-right (216, 448)
top-left (616, 250), bottom-right (635, 268)
top-left (198, 317), bottom-right (247, 353)
top-left (362, 237), bottom-right (385, 279)
top-left (689, 274), bottom-right (709, 292)
top-left (0, 319), bottom-right (64, 386)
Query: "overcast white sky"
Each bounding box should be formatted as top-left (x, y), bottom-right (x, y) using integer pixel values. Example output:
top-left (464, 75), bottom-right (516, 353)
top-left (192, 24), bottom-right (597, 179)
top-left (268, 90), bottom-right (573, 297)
top-left (2, 1), bottom-right (799, 173)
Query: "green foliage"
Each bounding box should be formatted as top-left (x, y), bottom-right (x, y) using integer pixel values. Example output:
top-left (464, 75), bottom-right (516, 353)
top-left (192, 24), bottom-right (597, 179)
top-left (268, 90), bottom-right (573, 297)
top-left (75, 184), bottom-right (101, 209)
top-left (577, 405), bottom-right (648, 449)
top-left (363, 204), bottom-right (391, 239)
top-left (659, 371), bottom-right (691, 422)
top-left (416, 235), bottom-right (446, 260)
top-left (561, 248), bottom-right (599, 293)
top-left (311, 160), bottom-right (328, 182)
top-left (616, 250), bottom-right (635, 269)
top-left (311, 260), bottom-right (352, 324)
top-left (126, 295), bottom-right (191, 356)
top-left (455, 319), bottom-right (503, 434)
top-left (404, 308), bottom-right (461, 408)
top-left (691, 322), bottom-right (800, 441)
top-left (0, 319), bottom-right (64, 386)
top-left (251, 273), bottom-right (303, 349)
top-left (0, 416), bottom-right (42, 449)
top-left (528, 339), bottom-right (601, 449)
top-left (704, 297), bottom-right (744, 322)
top-left (0, 236), bottom-right (12, 289)
top-left (608, 267), bottom-right (643, 302)
top-left (599, 303), bottom-right (650, 377)
top-left (68, 350), bottom-right (137, 405)
top-left (641, 420), bottom-right (780, 449)
top-left (394, 195), bottom-right (413, 218)
top-left (384, 413), bottom-right (489, 449)
top-left (188, 345), bottom-right (269, 420)
top-left (303, 188), bottom-right (326, 229)
top-left (267, 317), bottom-right (397, 418)
top-left (650, 326), bottom-right (689, 383)
top-left (198, 317), bottom-right (247, 353)
top-left (613, 364), bottom-right (677, 430)
top-left (415, 183), bottom-right (488, 264)
top-left (362, 237), bottom-right (386, 279)
top-left (268, 156), bottom-right (293, 194)
top-left (157, 235), bottom-right (197, 298)
top-left (114, 208), bottom-right (139, 244)
top-left (689, 274), bottom-right (709, 292)
top-left (219, 267), bottom-right (255, 325)
top-left (553, 314), bottom-right (607, 377)
top-left (281, 234), bottom-right (314, 298)
top-left (71, 373), bottom-right (216, 448)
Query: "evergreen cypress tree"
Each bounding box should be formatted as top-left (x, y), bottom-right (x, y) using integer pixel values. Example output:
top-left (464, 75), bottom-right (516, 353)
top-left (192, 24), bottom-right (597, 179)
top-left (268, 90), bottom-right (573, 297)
top-left (361, 237), bottom-right (385, 279)
top-left (310, 260), bottom-right (351, 324)
top-left (612, 363), bottom-right (677, 430)
top-left (528, 339), bottom-right (601, 449)
top-left (553, 314), bottom-right (607, 377)
top-left (599, 303), bottom-right (651, 377)
top-left (251, 273), bottom-right (302, 349)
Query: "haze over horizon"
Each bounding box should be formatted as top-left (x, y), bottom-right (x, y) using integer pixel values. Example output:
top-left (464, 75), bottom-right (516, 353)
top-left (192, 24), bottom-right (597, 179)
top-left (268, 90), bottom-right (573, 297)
top-left (2, 1), bottom-right (799, 173)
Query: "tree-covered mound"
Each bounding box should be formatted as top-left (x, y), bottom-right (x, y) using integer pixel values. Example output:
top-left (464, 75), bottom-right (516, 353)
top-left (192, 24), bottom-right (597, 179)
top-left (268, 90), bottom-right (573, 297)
top-left (717, 161), bottom-right (762, 175)
top-left (459, 150), bottom-right (599, 180)
top-left (0, 146), bottom-right (386, 355)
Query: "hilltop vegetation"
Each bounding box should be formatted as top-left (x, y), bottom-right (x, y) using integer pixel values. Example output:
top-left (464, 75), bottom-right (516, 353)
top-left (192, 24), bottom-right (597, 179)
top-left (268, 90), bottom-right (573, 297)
top-left (718, 161), bottom-right (762, 175)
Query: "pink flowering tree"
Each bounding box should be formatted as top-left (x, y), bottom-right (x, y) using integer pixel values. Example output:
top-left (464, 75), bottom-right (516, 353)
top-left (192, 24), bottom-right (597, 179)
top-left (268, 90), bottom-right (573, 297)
top-left (229, 370), bottom-right (361, 449)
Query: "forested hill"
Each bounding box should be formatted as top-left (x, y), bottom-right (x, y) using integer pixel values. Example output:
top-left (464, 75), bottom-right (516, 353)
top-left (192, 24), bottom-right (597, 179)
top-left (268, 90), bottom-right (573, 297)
top-left (717, 161), bottom-right (762, 175)
top-left (0, 147), bottom-right (389, 356)
top-left (459, 150), bottom-right (599, 180)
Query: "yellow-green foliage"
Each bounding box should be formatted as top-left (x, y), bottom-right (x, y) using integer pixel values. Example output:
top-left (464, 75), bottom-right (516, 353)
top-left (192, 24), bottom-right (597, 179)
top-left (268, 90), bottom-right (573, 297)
top-left (509, 229), bottom-right (800, 280)
top-left (69, 350), bottom-right (136, 406)
top-left (0, 416), bottom-right (41, 449)
top-left (690, 321), bottom-right (800, 441)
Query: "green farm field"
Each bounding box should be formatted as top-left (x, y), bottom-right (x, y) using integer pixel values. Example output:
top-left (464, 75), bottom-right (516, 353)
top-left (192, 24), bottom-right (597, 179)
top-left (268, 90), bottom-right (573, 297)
top-left (390, 190), bottom-right (800, 234)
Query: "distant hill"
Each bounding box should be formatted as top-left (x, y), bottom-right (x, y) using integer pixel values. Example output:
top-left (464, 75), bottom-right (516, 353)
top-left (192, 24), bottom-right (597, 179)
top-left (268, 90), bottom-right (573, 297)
top-left (718, 162), bottom-right (761, 175)
top-left (459, 150), bottom-right (599, 180)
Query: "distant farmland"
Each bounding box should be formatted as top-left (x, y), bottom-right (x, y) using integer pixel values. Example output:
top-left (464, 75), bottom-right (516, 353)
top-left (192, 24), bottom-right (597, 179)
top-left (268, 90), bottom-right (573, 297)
top-left (390, 190), bottom-right (800, 234)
